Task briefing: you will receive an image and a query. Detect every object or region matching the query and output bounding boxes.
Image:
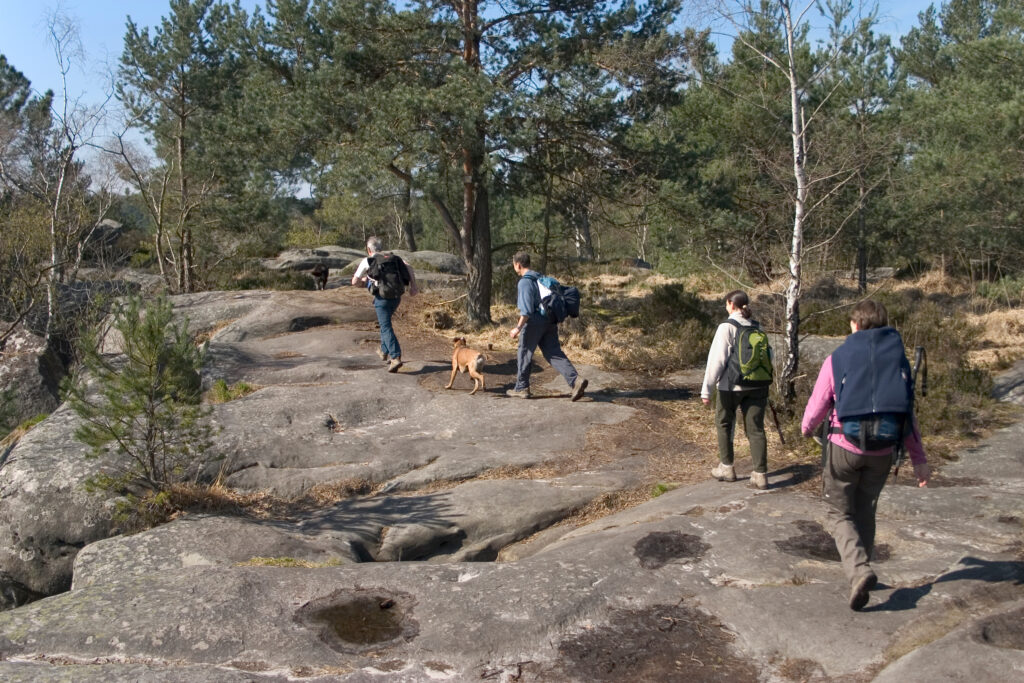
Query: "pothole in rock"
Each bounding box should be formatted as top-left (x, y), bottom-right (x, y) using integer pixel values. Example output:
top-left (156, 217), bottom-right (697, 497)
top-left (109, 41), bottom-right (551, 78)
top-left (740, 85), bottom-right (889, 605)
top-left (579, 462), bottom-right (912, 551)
top-left (296, 589), bottom-right (418, 653)
top-left (634, 531), bottom-right (710, 570)
top-left (977, 605), bottom-right (1024, 650)
top-left (289, 316), bottom-right (332, 331)
top-left (548, 603), bottom-right (758, 682)
top-left (774, 520), bottom-right (891, 563)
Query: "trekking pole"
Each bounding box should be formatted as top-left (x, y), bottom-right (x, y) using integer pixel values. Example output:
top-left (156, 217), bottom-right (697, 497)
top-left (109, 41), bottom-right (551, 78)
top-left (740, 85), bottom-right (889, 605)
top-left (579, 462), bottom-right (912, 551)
top-left (914, 346), bottom-right (928, 399)
top-left (768, 400), bottom-right (786, 445)
top-left (894, 346), bottom-right (927, 480)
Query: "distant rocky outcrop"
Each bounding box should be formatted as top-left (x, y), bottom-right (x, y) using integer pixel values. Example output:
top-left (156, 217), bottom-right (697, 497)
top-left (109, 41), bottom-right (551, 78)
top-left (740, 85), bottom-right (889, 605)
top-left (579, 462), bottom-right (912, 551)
top-left (261, 246), bottom-right (366, 271)
top-left (262, 246), bottom-right (468, 277)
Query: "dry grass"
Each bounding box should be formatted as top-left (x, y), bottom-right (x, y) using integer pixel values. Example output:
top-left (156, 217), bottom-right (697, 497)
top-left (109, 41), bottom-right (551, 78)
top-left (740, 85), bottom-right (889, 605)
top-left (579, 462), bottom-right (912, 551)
top-left (561, 486), bottom-right (655, 527)
top-left (193, 317), bottom-right (241, 345)
top-left (135, 477), bottom-right (381, 528)
top-left (235, 556), bottom-right (343, 568)
top-left (965, 309), bottom-right (1024, 368)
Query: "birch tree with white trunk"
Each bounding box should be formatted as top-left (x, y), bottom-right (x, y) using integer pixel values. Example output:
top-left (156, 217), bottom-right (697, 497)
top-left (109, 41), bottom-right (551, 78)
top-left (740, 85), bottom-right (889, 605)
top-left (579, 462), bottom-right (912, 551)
top-left (708, 0), bottom-right (869, 396)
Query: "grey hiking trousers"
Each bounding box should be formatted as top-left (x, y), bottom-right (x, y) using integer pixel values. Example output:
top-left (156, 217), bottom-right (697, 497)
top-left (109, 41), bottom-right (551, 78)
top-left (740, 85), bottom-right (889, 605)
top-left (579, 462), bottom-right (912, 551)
top-left (822, 439), bottom-right (892, 586)
top-left (714, 387), bottom-right (769, 474)
top-left (514, 318), bottom-right (580, 391)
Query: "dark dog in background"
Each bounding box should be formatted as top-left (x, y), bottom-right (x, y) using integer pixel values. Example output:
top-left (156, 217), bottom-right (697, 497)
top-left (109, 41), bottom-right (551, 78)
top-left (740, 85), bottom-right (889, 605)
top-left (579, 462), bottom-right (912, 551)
top-left (312, 264), bottom-right (329, 290)
top-left (445, 337), bottom-right (486, 395)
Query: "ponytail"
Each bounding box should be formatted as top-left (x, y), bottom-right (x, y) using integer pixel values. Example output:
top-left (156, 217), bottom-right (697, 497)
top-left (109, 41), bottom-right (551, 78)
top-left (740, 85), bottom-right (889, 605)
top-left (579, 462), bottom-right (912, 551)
top-left (725, 290), bottom-right (752, 319)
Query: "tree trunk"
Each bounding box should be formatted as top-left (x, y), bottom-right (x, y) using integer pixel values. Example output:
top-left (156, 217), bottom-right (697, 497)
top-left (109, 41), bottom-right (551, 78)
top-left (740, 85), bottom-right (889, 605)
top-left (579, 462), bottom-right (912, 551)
top-left (176, 96), bottom-right (195, 293)
top-left (541, 156), bottom-right (552, 273)
top-left (780, 1), bottom-right (807, 400)
top-left (574, 197), bottom-right (596, 261)
top-left (459, 0), bottom-right (492, 326)
top-left (857, 180), bottom-right (867, 293)
top-left (399, 175), bottom-right (418, 252)
top-left (467, 184), bottom-right (492, 325)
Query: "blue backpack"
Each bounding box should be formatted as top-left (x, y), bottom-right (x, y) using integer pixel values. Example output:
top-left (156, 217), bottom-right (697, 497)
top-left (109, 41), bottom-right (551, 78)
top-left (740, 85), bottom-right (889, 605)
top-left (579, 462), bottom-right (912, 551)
top-left (526, 273), bottom-right (580, 323)
top-left (831, 327), bottom-right (913, 451)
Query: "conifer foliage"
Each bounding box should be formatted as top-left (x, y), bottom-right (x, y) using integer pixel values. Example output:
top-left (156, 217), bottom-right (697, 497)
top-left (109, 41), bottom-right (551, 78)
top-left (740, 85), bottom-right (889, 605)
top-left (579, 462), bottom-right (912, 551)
top-left (66, 296), bottom-right (212, 496)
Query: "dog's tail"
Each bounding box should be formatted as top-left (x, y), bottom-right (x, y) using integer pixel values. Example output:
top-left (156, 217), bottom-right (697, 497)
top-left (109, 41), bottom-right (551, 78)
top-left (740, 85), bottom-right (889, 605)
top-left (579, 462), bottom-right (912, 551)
top-left (472, 355), bottom-right (486, 373)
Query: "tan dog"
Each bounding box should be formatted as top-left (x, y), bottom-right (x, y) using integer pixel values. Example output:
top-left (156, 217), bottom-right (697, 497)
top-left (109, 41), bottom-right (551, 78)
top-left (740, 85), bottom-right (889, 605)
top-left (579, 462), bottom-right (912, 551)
top-left (444, 337), bottom-right (486, 395)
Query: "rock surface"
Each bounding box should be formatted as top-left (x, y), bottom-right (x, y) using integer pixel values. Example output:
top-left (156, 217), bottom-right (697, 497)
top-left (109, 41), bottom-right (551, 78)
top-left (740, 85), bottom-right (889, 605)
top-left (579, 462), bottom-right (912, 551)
top-left (0, 325), bottom-right (63, 427)
top-left (0, 288), bottom-right (1022, 681)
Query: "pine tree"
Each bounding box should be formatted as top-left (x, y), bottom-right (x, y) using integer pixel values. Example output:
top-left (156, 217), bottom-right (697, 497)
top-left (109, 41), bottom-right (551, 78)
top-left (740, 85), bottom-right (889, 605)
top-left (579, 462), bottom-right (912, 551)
top-left (66, 295), bottom-right (213, 495)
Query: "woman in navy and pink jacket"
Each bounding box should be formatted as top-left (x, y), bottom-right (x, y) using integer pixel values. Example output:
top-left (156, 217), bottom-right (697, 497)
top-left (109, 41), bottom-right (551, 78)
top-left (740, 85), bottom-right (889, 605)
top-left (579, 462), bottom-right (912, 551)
top-left (801, 299), bottom-right (929, 611)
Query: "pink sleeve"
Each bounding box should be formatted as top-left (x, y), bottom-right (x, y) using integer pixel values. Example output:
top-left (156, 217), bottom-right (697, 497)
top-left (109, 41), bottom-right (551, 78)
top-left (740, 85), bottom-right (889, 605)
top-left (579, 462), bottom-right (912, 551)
top-left (904, 416), bottom-right (927, 465)
top-left (801, 356), bottom-right (835, 436)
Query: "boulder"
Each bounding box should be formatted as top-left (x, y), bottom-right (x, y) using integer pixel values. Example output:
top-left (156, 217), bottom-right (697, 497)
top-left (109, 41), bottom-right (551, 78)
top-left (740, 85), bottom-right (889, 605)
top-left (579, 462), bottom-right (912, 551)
top-left (0, 404), bottom-right (114, 598)
top-left (0, 325), bottom-right (63, 428)
top-left (404, 250), bottom-right (466, 275)
top-left (261, 246), bottom-right (365, 271)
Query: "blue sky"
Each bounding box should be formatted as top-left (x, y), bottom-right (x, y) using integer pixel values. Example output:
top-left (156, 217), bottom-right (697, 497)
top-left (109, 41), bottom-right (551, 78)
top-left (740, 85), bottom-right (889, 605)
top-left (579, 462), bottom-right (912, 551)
top-left (1, 0), bottom-right (939, 108)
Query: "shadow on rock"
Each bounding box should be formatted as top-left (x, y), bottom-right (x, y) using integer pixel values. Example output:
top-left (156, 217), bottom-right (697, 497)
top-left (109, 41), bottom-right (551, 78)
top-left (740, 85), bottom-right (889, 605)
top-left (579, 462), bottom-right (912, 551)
top-left (867, 556), bottom-right (1024, 613)
top-left (765, 463), bottom-right (817, 490)
top-left (300, 493), bottom-right (458, 561)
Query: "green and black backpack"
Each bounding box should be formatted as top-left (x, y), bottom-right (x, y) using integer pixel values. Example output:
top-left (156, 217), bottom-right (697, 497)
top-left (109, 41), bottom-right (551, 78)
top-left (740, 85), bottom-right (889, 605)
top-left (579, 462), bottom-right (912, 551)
top-left (723, 319), bottom-right (774, 387)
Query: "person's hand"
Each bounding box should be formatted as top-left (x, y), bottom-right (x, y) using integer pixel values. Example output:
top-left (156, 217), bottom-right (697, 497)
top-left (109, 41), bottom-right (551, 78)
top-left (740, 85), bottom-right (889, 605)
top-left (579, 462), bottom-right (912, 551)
top-left (913, 462), bottom-right (930, 488)
top-left (408, 284), bottom-right (418, 296)
top-left (510, 326), bottom-right (520, 339)
top-left (701, 398), bottom-right (710, 406)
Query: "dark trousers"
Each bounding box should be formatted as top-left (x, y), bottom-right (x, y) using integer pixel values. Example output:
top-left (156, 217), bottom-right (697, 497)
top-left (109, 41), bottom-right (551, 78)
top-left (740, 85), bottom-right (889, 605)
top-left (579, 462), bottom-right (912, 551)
top-left (823, 440), bottom-right (891, 586)
top-left (373, 296), bottom-right (402, 359)
top-left (515, 319), bottom-right (579, 391)
top-left (714, 387), bottom-right (768, 473)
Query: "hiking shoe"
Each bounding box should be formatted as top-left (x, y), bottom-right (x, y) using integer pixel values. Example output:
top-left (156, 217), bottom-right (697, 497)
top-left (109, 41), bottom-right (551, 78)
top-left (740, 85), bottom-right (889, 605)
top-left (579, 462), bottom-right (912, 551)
top-left (506, 387), bottom-right (531, 399)
top-left (387, 358), bottom-right (403, 373)
top-left (376, 348), bottom-right (388, 362)
top-left (711, 463), bottom-right (736, 482)
top-left (849, 573), bottom-right (878, 611)
top-left (570, 378), bottom-right (589, 402)
top-left (750, 471), bottom-right (768, 490)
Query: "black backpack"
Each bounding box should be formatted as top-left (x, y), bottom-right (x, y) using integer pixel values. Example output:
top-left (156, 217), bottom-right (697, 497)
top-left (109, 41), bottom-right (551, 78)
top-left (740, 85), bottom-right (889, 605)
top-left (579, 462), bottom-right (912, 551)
top-left (366, 253), bottom-right (409, 299)
top-left (525, 273), bottom-right (581, 323)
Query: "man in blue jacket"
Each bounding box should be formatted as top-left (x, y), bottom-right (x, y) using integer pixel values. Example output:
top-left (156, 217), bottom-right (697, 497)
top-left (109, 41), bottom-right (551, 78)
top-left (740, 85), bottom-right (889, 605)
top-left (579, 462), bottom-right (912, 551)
top-left (507, 252), bottom-right (587, 401)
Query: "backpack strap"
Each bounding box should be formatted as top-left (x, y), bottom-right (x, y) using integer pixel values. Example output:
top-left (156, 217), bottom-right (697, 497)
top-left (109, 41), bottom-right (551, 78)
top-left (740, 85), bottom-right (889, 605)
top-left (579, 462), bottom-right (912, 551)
top-left (522, 272), bottom-right (543, 316)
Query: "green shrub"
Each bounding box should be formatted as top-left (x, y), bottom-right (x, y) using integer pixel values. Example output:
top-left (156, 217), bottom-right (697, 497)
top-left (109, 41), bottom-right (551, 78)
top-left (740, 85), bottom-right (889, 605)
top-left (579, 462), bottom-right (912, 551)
top-left (208, 379), bottom-right (257, 403)
top-left (128, 240), bottom-right (157, 269)
top-left (639, 283), bottom-right (712, 327)
top-left (651, 482), bottom-right (678, 497)
top-left (976, 275), bottom-right (1024, 307)
top-left (221, 269), bottom-right (315, 291)
top-left (0, 389), bottom-right (15, 438)
top-left (491, 262), bottom-right (521, 306)
top-left (66, 295), bottom-right (214, 499)
top-left (800, 303), bottom-right (854, 336)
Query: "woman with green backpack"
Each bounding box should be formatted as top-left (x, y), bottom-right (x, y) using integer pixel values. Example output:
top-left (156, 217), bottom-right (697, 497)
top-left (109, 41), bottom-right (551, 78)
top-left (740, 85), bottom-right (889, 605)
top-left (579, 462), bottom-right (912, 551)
top-left (700, 290), bottom-right (772, 490)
